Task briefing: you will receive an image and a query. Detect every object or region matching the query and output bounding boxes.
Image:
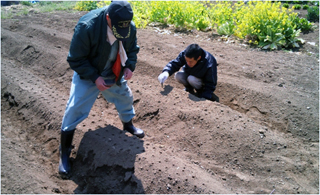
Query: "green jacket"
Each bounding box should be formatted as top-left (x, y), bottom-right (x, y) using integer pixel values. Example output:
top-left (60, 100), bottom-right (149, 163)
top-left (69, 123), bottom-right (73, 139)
top-left (67, 6), bottom-right (140, 86)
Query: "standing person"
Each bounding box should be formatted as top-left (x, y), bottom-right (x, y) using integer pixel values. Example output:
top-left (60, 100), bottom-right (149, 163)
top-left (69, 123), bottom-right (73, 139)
top-left (59, 1), bottom-right (144, 176)
top-left (158, 44), bottom-right (219, 102)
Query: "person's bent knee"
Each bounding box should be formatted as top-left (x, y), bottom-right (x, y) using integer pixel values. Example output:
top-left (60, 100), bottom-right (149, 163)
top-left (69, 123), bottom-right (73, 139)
top-left (175, 72), bottom-right (188, 86)
top-left (187, 75), bottom-right (202, 89)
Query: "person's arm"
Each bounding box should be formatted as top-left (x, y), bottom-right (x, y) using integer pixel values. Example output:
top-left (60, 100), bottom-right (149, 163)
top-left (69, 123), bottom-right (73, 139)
top-left (123, 22), bottom-right (140, 73)
top-left (158, 50), bottom-right (185, 84)
top-left (162, 50), bottom-right (186, 76)
top-left (67, 23), bottom-right (100, 83)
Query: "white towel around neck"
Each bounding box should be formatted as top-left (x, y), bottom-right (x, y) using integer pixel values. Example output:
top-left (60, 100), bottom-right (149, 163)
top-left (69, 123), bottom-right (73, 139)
top-left (107, 26), bottom-right (128, 67)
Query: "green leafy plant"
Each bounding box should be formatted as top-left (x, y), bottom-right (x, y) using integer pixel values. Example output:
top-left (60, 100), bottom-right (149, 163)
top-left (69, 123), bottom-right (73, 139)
top-left (217, 22), bottom-right (235, 36)
top-left (283, 3), bottom-right (289, 8)
top-left (297, 18), bottom-right (313, 32)
top-left (208, 1), bottom-right (234, 31)
top-left (74, 1), bottom-right (98, 11)
top-left (303, 5), bottom-right (309, 9)
top-left (258, 26), bottom-right (285, 50)
top-left (72, 1), bottom-right (311, 50)
top-left (130, 1), bottom-right (150, 29)
top-left (283, 27), bottom-right (301, 48)
top-left (95, 1), bottom-right (210, 30)
top-left (233, 1), bottom-right (302, 50)
top-left (293, 4), bottom-right (301, 9)
top-left (307, 6), bottom-right (319, 22)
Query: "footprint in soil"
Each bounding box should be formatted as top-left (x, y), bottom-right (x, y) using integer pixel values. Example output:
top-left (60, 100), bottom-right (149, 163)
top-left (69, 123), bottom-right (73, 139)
top-left (3, 92), bottom-right (19, 108)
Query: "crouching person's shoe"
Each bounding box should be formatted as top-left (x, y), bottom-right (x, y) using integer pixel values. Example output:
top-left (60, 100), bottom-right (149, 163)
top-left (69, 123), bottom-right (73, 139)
top-left (184, 86), bottom-right (195, 94)
top-left (201, 91), bottom-right (220, 102)
top-left (122, 120), bottom-right (145, 138)
top-left (211, 93), bottom-right (219, 102)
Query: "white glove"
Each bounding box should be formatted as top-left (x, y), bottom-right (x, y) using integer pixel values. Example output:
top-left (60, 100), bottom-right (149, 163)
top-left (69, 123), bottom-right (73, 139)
top-left (158, 72), bottom-right (169, 84)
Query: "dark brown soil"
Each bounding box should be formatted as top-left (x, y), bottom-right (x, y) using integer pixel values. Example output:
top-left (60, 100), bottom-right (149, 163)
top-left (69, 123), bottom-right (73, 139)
top-left (1, 6), bottom-right (319, 194)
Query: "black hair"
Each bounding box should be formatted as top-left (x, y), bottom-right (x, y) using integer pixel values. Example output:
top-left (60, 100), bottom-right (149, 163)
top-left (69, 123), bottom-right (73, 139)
top-left (185, 44), bottom-right (202, 60)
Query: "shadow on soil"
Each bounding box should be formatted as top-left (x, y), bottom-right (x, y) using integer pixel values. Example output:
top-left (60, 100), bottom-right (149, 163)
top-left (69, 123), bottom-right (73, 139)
top-left (70, 125), bottom-right (145, 194)
top-left (160, 85), bottom-right (173, 96)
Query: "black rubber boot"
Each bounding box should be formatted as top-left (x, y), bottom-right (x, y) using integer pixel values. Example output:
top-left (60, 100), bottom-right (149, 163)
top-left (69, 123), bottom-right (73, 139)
top-left (122, 120), bottom-right (145, 138)
top-left (184, 85), bottom-right (195, 94)
top-left (211, 93), bottom-right (220, 102)
top-left (59, 129), bottom-right (75, 176)
top-left (194, 88), bottom-right (203, 98)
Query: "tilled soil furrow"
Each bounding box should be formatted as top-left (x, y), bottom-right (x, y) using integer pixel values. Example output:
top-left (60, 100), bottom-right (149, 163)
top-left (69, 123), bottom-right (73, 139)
top-left (2, 58), bottom-right (68, 123)
top-left (1, 9), bottom-right (318, 194)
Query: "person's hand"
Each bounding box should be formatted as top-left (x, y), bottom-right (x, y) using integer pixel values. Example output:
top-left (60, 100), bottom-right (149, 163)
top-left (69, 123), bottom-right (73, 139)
top-left (95, 76), bottom-right (111, 91)
top-left (158, 71), bottom-right (169, 84)
top-left (124, 68), bottom-right (133, 80)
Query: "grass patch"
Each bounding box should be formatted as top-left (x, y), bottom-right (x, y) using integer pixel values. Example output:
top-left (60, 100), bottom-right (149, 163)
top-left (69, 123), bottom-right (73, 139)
top-left (36, 1), bottom-right (78, 12)
top-left (1, 1), bottom-right (78, 19)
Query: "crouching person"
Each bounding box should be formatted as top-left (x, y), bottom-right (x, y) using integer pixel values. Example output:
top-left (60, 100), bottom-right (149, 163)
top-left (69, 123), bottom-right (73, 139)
top-left (158, 44), bottom-right (219, 102)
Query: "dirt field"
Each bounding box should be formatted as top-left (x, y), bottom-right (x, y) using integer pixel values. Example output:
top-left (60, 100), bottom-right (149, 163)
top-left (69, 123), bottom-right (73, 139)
top-left (1, 6), bottom-right (319, 194)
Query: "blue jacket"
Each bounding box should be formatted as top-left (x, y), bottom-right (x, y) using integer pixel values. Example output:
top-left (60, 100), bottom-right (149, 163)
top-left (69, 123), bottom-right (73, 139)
top-left (67, 6), bottom-right (140, 86)
top-left (162, 48), bottom-right (217, 98)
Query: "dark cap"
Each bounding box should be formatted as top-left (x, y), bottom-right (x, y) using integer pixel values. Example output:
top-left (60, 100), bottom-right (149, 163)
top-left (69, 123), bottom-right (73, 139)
top-left (108, 1), bottom-right (133, 41)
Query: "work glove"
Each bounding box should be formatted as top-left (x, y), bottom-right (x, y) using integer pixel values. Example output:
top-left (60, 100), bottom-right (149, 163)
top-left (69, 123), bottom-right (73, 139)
top-left (158, 72), bottom-right (169, 85)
